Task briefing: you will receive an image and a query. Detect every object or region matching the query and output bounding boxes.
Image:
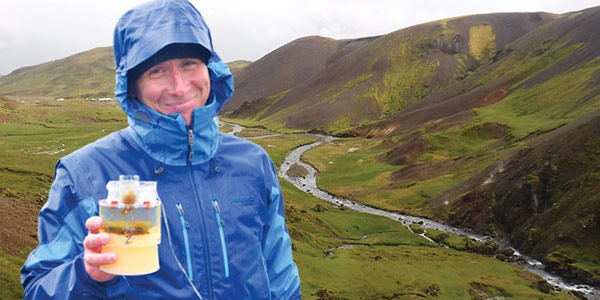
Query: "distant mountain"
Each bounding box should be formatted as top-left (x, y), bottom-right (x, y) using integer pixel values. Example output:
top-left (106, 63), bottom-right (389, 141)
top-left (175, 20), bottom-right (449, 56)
top-left (0, 49), bottom-right (251, 100)
top-left (0, 47), bottom-right (115, 99)
top-left (225, 35), bottom-right (378, 114)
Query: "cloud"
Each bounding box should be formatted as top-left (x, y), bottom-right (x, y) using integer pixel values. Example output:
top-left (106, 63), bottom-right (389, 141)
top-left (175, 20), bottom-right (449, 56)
top-left (1, 0), bottom-right (599, 74)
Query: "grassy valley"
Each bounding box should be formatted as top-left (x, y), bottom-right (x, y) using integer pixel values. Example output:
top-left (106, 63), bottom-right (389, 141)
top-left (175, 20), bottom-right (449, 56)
top-left (0, 98), bottom-right (579, 299)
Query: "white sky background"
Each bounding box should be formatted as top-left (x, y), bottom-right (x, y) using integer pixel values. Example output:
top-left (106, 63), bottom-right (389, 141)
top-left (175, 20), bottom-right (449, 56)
top-left (1, 0), bottom-right (599, 75)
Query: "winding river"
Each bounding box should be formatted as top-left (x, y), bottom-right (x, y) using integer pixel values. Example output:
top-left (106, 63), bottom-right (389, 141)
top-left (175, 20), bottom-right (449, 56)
top-left (222, 121), bottom-right (600, 299)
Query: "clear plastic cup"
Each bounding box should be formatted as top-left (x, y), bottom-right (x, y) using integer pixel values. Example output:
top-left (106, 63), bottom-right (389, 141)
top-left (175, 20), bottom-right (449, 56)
top-left (99, 176), bottom-right (161, 275)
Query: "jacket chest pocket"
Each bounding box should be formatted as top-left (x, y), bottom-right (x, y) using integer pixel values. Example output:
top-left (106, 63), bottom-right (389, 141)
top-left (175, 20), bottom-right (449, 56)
top-left (209, 179), bottom-right (264, 237)
top-left (209, 181), bottom-right (265, 274)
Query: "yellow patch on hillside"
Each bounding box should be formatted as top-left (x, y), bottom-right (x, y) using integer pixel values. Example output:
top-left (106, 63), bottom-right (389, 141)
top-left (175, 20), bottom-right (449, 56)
top-left (469, 25), bottom-right (496, 62)
top-left (568, 12), bottom-right (583, 20)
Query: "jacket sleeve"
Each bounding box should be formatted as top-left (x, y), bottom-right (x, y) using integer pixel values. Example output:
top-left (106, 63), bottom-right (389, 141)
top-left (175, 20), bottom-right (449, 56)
top-left (21, 160), bottom-right (129, 299)
top-left (261, 160), bottom-right (302, 300)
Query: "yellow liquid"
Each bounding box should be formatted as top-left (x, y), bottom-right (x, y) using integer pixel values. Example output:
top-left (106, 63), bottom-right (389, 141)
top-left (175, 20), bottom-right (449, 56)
top-left (100, 227), bottom-right (160, 275)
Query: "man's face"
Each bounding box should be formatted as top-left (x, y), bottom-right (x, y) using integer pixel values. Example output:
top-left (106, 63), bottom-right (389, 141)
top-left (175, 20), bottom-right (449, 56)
top-left (134, 58), bottom-right (210, 126)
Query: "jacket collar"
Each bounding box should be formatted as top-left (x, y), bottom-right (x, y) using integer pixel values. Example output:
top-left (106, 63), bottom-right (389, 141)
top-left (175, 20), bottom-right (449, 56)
top-left (123, 82), bottom-right (221, 166)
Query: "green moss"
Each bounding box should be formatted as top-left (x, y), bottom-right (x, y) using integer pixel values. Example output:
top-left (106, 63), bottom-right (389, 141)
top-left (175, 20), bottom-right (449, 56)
top-left (0, 251), bottom-right (25, 300)
top-left (474, 41), bottom-right (582, 92)
top-left (567, 12), bottom-right (583, 20)
top-left (367, 31), bottom-right (441, 118)
top-left (475, 51), bottom-right (600, 142)
top-left (410, 224), bottom-right (425, 234)
top-left (469, 25), bottom-right (496, 63)
top-left (254, 90), bottom-right (289, 120)
top-left (325, 73), bottom-right (374, 105)
top-left (325, 113), bottom-right (352, 134)
top-left (425, 229), bottom-right (469, 250)
top-left (423, 122), bottom-right (504, 161)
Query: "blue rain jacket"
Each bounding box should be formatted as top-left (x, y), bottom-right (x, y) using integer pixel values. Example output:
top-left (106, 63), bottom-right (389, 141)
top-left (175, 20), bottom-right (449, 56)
top-left (20, 0), bottom-right (301, 299)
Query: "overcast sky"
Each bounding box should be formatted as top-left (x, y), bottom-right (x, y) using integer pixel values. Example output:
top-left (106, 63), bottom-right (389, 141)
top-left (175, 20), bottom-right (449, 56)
top-left (1, 0), bottom-right (599, 75)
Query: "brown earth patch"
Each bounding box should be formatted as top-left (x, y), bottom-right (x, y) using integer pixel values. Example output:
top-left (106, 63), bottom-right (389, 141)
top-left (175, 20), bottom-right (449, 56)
top-left (370, 139), bottom-right (395, 151)
top-left (480, 85), bottom-right (509, 106)
top-left (468, 282), bottom-right (494, 300)
top-left (423, 111), bottom-right (473, 133)
top-left (391, 160), bottom-right (453, 183)
top-left (3, 101), bottom-right (18, 110)
top-left (0, 197), bottom-right (40, 258)
top-left (380, 134), bottom-right (427, 166)
top-left (74, 115), bottom-right (96, 122)
top-left (390, 155), bottom-right (475, 184)
top-left (227, 96), bottom-right (272, 119)
top-left (442, 184), bottom-right (495, 233)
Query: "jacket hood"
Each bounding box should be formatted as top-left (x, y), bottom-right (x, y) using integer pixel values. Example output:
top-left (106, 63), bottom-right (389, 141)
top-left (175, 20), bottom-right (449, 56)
top-left (113, 0), bottom-right (234, 166)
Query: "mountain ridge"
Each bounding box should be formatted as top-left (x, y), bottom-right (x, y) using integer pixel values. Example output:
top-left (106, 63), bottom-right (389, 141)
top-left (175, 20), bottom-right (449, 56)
top-left (224, 12), bottom-right (560, 132)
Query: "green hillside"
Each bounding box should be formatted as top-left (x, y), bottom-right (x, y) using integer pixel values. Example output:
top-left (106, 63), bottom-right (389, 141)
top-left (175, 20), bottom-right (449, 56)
top-left (225, 12), bottom-right (561, 133)
top-left (0, 47), bottom-right (115, 99)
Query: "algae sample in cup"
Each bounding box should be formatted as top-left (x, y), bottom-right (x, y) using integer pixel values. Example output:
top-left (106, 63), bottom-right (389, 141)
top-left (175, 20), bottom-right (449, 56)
top-left (99, 175), bottom-right (161, 275)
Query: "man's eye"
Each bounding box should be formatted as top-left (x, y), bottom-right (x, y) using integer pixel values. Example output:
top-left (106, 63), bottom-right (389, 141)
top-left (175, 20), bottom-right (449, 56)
top-left (149, 68), bottom-right (163, 75)
top-left (182, 60), bottom-right (198, 68)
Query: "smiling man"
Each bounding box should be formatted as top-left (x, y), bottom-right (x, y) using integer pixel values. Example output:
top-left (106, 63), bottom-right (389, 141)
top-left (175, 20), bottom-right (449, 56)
top-left (21, 0), bottom-right (301, 299)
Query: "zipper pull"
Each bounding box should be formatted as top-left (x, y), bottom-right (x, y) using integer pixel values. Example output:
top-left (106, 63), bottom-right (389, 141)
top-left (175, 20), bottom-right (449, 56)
top-left (213, 200), bottom-right (224, 227)
top-left (187, 129), bottom-right (194, 162)
top-left (176, 203), bottom-right (190, 228)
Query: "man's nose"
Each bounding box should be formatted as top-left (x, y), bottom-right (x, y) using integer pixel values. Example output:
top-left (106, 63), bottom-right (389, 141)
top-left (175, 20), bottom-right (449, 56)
top-left (168, 68), bottom-right (189, 96)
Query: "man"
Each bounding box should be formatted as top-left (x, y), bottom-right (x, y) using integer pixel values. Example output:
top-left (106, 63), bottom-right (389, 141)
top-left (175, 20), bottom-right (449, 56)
top-left (21, 0), bottom-right (301, 298)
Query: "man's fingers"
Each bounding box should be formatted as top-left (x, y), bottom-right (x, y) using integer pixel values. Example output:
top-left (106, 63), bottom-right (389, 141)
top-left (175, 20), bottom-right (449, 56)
top-left (85, 216), bottom-right (104, 234)
top-left (84, 252), bottom-right (117, 282)
top-left (83, 232), bottom-right (110, 251)
top-left (84, 251), bottom-right (117, 267)
top-left (86, 267), bottom-right (117, 282)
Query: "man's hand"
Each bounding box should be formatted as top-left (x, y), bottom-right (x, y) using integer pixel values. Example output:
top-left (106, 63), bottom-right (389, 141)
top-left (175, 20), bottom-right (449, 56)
top-left (83, 216), bottom-right (117, 282)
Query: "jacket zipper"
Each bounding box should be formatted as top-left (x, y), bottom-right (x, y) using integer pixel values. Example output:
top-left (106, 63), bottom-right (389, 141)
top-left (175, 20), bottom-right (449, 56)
top-left (187, 128), bottom-right (214, 299)
top-left (176, 203), bottom-right (193, 281)
top-left (213, 200), bottom-right (230, 277)
top-left (188, 129), bottom-right (194, 162)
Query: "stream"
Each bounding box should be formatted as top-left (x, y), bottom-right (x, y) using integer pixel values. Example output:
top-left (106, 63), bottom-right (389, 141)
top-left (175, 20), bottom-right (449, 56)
top-left (222, 121), bottom-right (600, 299)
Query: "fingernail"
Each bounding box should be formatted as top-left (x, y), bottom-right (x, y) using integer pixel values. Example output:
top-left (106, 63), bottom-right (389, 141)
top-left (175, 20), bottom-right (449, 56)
top-left (101, 234), bottom-right (109, 244)
top-left (109, 253), bottom-right (117, 263)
